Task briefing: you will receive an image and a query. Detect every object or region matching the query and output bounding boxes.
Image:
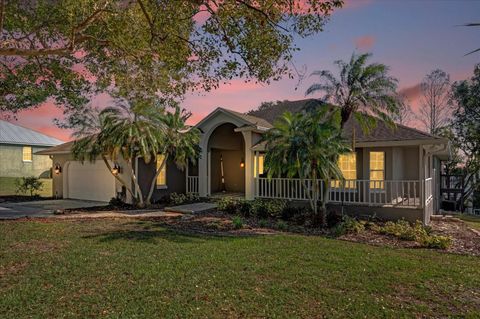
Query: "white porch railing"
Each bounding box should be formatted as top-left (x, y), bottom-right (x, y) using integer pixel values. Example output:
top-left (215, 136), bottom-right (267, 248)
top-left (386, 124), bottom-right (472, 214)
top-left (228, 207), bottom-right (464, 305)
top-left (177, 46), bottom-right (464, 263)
top-left (186, 176), bottom-right (199, 194)
top-left (255, 178), bottom-right (427, 208)
top-left (424, 177), bottom-right (434, 223)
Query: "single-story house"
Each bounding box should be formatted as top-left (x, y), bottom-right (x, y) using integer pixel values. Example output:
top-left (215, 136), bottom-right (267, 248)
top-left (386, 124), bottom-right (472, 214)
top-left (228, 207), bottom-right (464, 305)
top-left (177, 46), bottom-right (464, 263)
top-left (38, 100), bottom-right (449, 224)
top-left (0, 120), bottom-right (63, 178)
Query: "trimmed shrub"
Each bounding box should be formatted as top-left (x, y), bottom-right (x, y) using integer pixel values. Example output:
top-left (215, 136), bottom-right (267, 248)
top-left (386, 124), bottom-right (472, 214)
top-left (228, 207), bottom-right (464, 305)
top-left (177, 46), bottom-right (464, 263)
top-left (331, 215), bottom-right (365, 236)
top-left (237, 200), bottom-right (254, 217)
top-left (419, 235), bottom-right (453, 249)
top-left (168, 192), bottom-right (187, 205)
top-left (276, 220), bottom-right (288, 231)
top-left (258, 219), bottom-right (268, 228)
top-left (281, 204), bottom-right (309, 223)
top-left (376, 220), bottom-right (452, 250)
top-left (168, 192), bottom-right (199, 205)
top-left (251, 199), bottom-right (286, 219)
top-left (217, 197), bottom-right (239, 214)
top-left (232, 216), bottom-right (243, 229)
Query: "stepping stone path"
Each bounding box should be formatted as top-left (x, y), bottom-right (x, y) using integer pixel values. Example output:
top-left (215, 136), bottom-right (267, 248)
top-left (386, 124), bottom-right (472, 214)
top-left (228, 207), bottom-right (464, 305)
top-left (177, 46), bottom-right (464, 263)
top-left (164, 202), bottom-right (217, 214)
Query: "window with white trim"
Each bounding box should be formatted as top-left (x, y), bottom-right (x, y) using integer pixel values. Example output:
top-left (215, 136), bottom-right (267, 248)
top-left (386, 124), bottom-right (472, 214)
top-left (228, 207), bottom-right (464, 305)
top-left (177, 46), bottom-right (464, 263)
top-left (369, 151), bottom-right (385, 189)
top-left (332, 153), bottom-right (357, 188)
top-left (22, 146), bottom-right (32, 162)
top-left (156, 155), bottom-right (167, 187)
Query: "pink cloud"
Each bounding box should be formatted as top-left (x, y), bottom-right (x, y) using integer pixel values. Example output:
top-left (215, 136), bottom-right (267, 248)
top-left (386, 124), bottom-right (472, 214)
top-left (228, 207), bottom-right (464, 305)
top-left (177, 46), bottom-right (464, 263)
top-left (354, 35), bottom-right (375, 51)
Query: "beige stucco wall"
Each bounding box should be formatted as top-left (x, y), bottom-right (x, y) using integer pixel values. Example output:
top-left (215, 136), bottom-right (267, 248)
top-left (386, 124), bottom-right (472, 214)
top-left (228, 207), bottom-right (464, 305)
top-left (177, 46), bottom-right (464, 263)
top-left (50, 153), bottom-right (133, 201)
top-left (360, 146), bottom-right (420, 181)
top-left (0, 144), bottom-right (53, 178)
top-left (197, 110), bottom-right (258, 198)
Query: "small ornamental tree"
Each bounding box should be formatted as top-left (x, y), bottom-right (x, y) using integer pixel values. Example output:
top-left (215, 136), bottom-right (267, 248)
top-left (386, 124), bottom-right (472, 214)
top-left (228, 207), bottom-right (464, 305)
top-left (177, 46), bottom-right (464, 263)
top-left (72, 99), bottom-right (200, 207)
top-left (15, 177), bottom-right (43, 197)
top-left (264, 106), bottom-right (350, 226)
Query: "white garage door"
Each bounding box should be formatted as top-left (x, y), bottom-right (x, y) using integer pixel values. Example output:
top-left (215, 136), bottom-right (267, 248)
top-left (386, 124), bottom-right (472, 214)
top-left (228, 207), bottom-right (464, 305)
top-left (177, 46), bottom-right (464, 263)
top-left (66, 161), bottom-right (116, 202)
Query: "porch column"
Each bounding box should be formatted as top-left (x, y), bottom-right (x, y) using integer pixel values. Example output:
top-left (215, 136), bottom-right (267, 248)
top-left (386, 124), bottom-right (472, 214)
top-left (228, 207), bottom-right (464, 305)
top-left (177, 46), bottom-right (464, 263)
top-left (198, 138), bottom-right (209, 197)
top-left (242, 131), bottom-right (254, 200)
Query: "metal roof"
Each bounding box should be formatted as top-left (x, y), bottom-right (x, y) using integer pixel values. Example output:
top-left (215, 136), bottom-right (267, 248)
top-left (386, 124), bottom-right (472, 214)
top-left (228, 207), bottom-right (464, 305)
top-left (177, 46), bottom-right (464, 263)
top-left (0, 120), bottom-right (64, 147)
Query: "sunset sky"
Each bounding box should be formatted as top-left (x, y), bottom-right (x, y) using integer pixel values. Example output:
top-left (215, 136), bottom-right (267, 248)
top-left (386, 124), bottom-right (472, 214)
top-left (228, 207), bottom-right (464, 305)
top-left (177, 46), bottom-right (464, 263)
top-left (9, 0), bottom-right (480, 142)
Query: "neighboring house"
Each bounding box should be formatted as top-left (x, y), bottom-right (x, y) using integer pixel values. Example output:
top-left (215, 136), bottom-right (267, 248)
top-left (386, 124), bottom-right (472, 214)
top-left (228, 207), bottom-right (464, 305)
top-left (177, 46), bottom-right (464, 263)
top-left (0, 120), bottom-right (63, 178)
top-left (39, 100), bottom-right (450, 224)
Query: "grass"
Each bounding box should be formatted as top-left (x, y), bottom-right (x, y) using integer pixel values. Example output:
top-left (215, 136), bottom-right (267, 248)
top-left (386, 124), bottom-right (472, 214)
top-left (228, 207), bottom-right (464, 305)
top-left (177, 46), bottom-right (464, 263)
top-left (0, 177), bottom-right (52, 197)
top-left (458, 214), bottom-right (480, 230)
top-left (0, 219), bottom-right (479, 318)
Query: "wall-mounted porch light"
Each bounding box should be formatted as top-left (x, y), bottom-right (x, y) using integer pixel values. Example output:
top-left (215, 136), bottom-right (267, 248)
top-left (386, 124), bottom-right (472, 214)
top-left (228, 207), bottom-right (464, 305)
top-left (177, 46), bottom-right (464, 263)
top-left (111, 163), bottom-right (122, 175)
top-left (54, 163), bottom-right (62, 175)
top-left (240, 158), bottom-right (245, 168)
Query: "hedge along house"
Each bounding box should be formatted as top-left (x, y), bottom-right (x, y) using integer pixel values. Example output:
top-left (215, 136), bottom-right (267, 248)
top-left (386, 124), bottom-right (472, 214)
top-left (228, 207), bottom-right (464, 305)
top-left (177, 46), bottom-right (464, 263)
top-left (0, 120), bottom-right (63, 178)
top-left (39, 100), bottom-right (449, 224)
top-left (186, 100), bottom-right (450, 224)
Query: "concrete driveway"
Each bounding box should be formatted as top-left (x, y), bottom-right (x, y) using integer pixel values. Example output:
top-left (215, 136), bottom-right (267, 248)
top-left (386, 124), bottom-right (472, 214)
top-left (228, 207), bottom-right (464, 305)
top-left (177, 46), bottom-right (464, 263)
top-left (0, 199), bottom-right (108, 219)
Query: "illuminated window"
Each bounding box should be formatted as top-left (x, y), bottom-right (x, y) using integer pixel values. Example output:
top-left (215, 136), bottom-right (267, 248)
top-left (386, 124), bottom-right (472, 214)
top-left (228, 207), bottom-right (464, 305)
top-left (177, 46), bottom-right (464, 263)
top-left (156, 155), bottom-right (167, 187)
top-left (22, 146), bottom-right (32, 162)
top-left (332, 153), bottom-right (357, 188)
top-left (369, 151), bottom-right (385, 189)
top-left (255, 154), bottom-right (264, 177)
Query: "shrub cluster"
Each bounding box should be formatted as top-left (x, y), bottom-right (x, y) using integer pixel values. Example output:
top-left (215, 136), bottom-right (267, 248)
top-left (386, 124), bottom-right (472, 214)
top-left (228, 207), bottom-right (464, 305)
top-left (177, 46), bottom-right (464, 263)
top-left (379, 220), bottom-right (452, 249)
top-left (331, 215), bottom-right (365, 237)
top-left (331, 217), bottom-right (452, 250)
top-left (168, 192), bottom-right (200, 205)
top-left (217, 198), bottom-right (309, 224)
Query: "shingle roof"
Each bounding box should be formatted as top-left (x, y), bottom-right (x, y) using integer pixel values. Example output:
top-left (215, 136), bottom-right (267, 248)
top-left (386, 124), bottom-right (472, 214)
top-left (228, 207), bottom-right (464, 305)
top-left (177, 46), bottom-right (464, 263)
top-left (35, 140), bottom-right (74, 155)
top-left (248, 99), bottom-right (443, 143)
top-left (220, 108), bottom-right (273, 129)
top-left (0, 120), bottom-right (64, 147)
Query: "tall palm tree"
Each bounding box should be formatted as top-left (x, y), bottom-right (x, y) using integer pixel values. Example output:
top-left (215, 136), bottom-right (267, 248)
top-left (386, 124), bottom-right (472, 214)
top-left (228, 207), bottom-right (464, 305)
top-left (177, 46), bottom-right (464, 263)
top-left (306, 53), bottom-right (399, 132)
top-left (145, 105), bottom-right (201, 205)
top-left (463, 23), bottom-right (480, 55)
top-left (264, 106), bottom-right (350, 225)
top-left (72, 99), bottom-right (200, 207)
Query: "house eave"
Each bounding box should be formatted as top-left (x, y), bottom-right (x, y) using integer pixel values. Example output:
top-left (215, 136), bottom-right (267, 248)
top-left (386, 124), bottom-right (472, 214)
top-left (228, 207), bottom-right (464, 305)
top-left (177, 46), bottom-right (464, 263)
top-left (355, 138), bottom-right (448, 148)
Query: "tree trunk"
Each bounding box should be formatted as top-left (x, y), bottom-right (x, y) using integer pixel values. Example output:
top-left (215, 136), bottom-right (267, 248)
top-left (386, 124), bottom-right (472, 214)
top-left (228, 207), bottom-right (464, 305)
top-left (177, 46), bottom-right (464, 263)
top-left (101, 155), bottom-right (136, 200)
top-left (321, 179), bottom-right (330, 226)
top-left (145, 154), bottom-right (168, 205)
top-left (128, 160), bottom-right (144, 207)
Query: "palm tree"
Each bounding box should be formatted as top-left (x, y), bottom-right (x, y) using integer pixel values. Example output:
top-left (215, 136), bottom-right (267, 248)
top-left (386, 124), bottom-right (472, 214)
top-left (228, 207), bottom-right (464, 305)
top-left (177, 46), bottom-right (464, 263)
top-left (264, 106), bottom-right (350, 225)
top-left (305, 53), bottom-right (399, 132)
top-left (463, 23), bottom-right (480, 55)
top-left (145, 105), bottom-right (201, 205)
top-left (72, 99), bottom-right (200, 207)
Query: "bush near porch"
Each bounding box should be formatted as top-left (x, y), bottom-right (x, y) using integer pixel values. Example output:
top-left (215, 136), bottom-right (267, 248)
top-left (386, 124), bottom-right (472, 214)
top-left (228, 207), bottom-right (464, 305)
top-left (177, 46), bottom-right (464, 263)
top-left (0, 218), bottom-right (478, 318)
top-left (215, 198), bottom-right (455, 250)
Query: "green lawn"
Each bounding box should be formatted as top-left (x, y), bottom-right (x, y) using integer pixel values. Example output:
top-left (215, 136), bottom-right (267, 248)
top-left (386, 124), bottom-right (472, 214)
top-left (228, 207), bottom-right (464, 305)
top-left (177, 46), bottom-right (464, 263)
top-left (1, 219), bottom-right (479, 318)
top-left (0, 177), bottom-right (52, 197)
top-left (458, 214), bottom-right (480, 230)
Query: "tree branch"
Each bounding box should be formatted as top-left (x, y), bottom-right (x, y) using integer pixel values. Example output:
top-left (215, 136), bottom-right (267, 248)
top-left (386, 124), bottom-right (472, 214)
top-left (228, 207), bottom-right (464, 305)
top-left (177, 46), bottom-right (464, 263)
top-left (0, 0), bottom-right (5, 33)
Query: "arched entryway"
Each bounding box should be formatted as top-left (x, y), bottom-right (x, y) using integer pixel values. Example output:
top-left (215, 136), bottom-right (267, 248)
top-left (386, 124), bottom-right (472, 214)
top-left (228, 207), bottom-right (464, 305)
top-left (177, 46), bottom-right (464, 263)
top-left (207, 123), bottom-right (245, 195)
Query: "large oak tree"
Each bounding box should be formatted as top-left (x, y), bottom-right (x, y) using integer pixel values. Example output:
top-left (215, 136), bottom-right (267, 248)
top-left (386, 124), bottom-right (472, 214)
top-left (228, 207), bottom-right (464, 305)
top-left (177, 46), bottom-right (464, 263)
top-left (0, 0), bottom-right (342, 119)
